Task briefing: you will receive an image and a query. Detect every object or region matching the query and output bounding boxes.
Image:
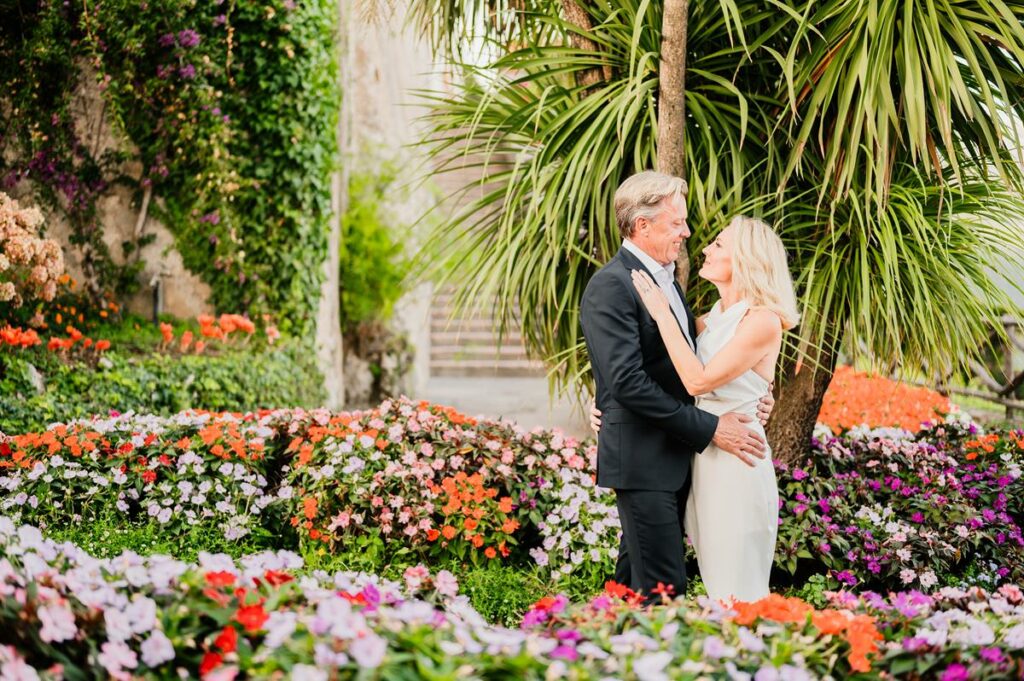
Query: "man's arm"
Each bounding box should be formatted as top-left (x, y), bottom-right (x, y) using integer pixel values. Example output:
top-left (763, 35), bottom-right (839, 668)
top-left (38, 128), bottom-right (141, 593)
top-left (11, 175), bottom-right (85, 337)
top-left (581, 274), bottom-right (718, 451)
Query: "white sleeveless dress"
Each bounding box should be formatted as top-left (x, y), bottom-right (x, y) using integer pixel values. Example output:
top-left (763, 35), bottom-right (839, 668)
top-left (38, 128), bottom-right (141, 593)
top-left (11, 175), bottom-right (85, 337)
top-left (685, 299), bottom-right (779, 602)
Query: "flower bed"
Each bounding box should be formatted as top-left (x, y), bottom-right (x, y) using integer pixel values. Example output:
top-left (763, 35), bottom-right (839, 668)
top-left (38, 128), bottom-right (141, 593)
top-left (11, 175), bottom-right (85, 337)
top-left (2, 400), bottom-right (1022, 597)
top-left (3, 516), bottom-right (1023, 680)
top-left (775, 418), bottom-right (1024, 591)
top-left (818, 365), bottom-right (952, 434)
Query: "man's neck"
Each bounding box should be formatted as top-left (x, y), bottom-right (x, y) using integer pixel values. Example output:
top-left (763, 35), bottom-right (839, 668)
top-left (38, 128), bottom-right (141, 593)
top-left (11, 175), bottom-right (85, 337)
top-left (624, 238), bottom-right (670, 268)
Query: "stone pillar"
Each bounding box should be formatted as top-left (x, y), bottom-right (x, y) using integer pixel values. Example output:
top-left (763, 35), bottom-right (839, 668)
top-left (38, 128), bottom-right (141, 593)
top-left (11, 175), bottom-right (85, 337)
top-left (313, 0), bottom-right (350, 409)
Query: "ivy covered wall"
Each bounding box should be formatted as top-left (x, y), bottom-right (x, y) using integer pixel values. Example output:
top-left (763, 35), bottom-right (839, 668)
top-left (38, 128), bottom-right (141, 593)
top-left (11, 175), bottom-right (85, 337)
top-left (0, 0), bottom-right (340, 334)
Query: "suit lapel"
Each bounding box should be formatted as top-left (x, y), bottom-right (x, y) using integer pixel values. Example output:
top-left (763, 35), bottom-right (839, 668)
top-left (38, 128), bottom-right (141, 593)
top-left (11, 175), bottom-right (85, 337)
top-left (673, 280), bottom-right (698, 348)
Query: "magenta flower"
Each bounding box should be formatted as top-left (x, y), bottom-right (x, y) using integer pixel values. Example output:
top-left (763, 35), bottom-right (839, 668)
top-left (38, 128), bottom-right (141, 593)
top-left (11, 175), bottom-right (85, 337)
top-left (177, 29), bottom-right (201, 48)
top-left (940, 664), bottom-right (970, 681)
top-left (179, 64), bottom-right (196, 79)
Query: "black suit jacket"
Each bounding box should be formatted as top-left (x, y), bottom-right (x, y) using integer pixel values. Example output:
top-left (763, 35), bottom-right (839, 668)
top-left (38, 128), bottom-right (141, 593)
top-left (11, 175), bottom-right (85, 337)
top-left (580, 246), bottom-right (719, 491)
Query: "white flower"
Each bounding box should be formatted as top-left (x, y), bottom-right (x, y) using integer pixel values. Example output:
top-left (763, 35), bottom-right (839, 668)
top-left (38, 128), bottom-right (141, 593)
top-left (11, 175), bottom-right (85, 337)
top-left (919, 570), bottom-right (938, 589)
top-left (633, 651), bottom-right (672, 681)
top-left (140, 630), bottom-right (175, 667)
top-left (900, 569), bottom-right (917, 584)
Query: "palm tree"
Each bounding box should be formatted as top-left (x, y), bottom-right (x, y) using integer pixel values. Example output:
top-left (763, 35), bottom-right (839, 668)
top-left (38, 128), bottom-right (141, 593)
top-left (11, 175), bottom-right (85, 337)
top-left (413, 0), bottom-right (1024, 462)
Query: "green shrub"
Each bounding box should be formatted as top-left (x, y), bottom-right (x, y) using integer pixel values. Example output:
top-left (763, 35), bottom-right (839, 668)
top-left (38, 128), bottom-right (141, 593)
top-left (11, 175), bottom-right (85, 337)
top-left (457, 565), bottom-right (548, 627)
top-left (0, 341), bottom-right (324, 432)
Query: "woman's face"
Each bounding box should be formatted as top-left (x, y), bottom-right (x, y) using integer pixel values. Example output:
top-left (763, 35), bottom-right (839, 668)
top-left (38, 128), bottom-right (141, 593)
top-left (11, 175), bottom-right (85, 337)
top-left (699, 225), bottom-right (734, 284)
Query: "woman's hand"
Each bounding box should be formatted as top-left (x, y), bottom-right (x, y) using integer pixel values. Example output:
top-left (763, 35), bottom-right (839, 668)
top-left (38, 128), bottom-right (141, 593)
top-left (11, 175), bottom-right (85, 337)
top-left (630, 270), bottom-right (673, 324)
top-left (589, 400), bottom-right (602, 434)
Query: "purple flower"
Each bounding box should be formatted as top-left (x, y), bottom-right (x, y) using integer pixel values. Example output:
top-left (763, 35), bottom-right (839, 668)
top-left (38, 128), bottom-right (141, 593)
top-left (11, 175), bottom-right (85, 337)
top-left (179, 64), bottom-right (196, 79)
top-left (177, 29), bottom-right (201, 48)
top-left (833, 570), bottom-right (858, 587)
top-left (910, 512), bottom-right (925, 523)
top-left (902, 636), bottom-right (929, 652)
top-left (940, 664), bottom-right (970, 681)
top-left (214, 14), bottom-right (227, 26)
top-left (792, 468), bottom-right (808, 481)
top-left (979, 647), bottom-right (1003, 664)
top-left (158, 33), bottom-right (176, 47)
top-left (550, 645), bottom-right (578, 661)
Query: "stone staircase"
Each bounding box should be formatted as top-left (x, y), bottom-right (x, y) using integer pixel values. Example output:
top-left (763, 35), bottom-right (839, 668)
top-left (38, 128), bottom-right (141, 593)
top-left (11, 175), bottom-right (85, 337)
top-left (429, 289), bottom-right (545, 377)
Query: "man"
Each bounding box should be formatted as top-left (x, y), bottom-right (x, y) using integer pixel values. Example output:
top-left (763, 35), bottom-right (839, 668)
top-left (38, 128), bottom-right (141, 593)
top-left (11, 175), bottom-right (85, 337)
top-left (580, 170), bottom-right (770, 602)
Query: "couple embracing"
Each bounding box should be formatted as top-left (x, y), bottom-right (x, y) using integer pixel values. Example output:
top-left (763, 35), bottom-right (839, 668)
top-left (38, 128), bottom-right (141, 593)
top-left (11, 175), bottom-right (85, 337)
top-left (581, 170), bottom-right (799, 604)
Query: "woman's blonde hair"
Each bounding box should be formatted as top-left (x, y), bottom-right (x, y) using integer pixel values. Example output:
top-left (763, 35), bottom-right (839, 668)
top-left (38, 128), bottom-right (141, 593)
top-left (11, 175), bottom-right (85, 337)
top-left (728, 216), bottom-right (800, 330)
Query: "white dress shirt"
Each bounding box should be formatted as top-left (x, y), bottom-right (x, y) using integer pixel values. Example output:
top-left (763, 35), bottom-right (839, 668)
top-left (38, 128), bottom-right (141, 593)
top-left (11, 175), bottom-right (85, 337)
top-left (623, 239), bottom-right (695, 350)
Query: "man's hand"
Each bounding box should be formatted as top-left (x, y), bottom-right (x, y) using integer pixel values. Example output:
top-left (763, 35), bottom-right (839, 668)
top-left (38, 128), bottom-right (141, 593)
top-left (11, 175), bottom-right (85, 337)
top-left (711, 412), bottom-right (767, 467)
top-left (589, 401), bottom-right (602, 434)
top-left (756, 385), bottom-right (775, 426)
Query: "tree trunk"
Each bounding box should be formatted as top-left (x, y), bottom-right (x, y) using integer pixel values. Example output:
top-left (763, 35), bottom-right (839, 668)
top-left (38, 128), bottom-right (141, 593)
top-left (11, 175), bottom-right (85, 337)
top-left (656, 0), bottom-right (688, 179)
top-left (562, 0), bottom-right (612, 91)
top-left (656, 0), bottom-right (690, 287)
top-left (767, 344), bottom-right (838, 465)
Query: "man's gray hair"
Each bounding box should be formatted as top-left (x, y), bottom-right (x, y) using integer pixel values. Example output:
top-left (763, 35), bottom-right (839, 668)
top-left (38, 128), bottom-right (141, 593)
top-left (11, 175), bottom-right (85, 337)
top-left (613, 171), bottom-right (688, 239)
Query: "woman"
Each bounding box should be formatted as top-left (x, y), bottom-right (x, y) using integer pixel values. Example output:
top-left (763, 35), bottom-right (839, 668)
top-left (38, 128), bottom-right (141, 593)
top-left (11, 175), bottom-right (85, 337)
top-left (592, 215), bottom-right (799, 602)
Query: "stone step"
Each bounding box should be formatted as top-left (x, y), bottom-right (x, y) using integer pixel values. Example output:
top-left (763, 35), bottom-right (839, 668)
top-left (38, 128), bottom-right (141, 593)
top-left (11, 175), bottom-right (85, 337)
top-left (429, 330), bottom-right (518, 343)
top-left (430, 358), bottom-right (545, 377)
top-left (430, 345), bottom-right (531, 360)
top-left (430, 319), bottom-right (524, 334)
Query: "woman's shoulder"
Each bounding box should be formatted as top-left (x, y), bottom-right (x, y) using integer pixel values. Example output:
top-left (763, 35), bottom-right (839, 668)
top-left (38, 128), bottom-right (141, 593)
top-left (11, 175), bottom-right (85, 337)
top-left (739, 306), bottom-right (784, 339)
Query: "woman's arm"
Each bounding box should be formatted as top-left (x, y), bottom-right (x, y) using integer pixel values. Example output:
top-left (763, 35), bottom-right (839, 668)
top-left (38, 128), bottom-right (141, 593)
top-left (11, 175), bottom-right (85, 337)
top-left (631, 270), bottom-right (781, 396)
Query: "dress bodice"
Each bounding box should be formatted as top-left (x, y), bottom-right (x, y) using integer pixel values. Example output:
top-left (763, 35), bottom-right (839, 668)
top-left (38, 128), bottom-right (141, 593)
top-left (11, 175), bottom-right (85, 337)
top-left (695, 299), bottom-right (771, 418)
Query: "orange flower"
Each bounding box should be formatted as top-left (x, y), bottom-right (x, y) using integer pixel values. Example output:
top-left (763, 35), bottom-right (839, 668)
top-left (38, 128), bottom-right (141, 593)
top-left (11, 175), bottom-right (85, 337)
top-left (471, 534), bottom-right (484, 548)
top-left (303, 497), bottom-right (318, 520)
top-left (464, 518), bottom-right (478, 532)
top-left (95, 339), bottom-right (110, 351)
top-left (484, 547), bottom-right (497, 559)
top-left (501, 518), bottom-right (520, 534)
top-left (441, 525), bottom-right (457, 540)
top-left (498, 497), bottom-right (514, 513)
top-left (180, 330), bottom-right (194, 352)
top-left (818, 365), bottom-right (950, 433)
top-left (426, 528), bottom-right (441, 541)
top-left (160, 322), bottom-right (174, 343)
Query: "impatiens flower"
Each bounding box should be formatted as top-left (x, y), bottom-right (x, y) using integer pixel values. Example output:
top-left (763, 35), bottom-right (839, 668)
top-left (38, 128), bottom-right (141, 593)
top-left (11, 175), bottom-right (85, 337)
top-left (235, 604), bottom-right (269, 632)
top-left (37, 603), bottom-right (77, 643)
top-left (348, 633), bottom-right (387, 668)
top-left (140, 630), bottom-right (175, 667)
top-left (939, 664), bottom-right (970, 681)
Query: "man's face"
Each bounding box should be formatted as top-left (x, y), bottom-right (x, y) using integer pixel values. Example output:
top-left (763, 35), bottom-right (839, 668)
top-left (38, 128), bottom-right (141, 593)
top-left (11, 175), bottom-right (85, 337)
top-left (634, 194), bottom-right (689, 266)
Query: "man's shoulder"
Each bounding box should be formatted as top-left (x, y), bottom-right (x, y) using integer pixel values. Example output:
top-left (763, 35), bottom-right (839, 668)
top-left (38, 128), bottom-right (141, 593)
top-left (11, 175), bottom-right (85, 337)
top-left (585, 253), bottom-right (629, 292)
top-left (581, 254), bottom-right (626, 303)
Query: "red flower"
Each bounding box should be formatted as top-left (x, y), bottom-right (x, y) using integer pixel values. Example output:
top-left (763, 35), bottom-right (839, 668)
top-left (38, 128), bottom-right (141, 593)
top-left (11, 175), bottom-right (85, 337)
top-left (203, 588), bottom-right (231, 607)
top-left (199, 651), bottom-right (223, 676)
top-left (214, 625), bottom-right (238, 654)
top-left (205, 571), bottom-right (236, 587)
top-left (234, 604), bottom-right (269, 632)
top-left (426, 528), bottom-right (441, 541)
top-left (141, 469), bottom-right (157, 484)
top-left (264, 570), bottom-right (293, 586)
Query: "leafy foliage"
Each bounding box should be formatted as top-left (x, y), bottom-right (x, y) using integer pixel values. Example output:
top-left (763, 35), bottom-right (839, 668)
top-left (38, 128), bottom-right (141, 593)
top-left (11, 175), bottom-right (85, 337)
top-left (0, 342), bottom-right (325, 433)
top-left (0, 0), bottom-right (340, 331)
top-left (411, 0), bottom-right (1024, 402)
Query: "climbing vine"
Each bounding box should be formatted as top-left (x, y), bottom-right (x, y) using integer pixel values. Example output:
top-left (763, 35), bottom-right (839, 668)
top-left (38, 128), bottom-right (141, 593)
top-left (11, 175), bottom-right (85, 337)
top-left (0, 0), bottom-right (339, 333)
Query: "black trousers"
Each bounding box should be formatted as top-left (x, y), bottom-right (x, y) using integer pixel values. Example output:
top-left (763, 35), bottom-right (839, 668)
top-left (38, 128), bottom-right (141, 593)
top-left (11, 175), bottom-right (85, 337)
top-left (613, 485), bottom-right (688, 603)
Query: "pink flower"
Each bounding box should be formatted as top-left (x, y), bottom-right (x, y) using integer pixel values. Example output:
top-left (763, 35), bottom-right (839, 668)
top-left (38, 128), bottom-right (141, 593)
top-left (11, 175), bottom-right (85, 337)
top-left (97, 641), bottom-right (137, 679)
top-left (434, 570), bottom-right (459, 598)
top-left (38, 603), bottom-right (77, 643)
top-left (403, 565), bottom-right (430, 591)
